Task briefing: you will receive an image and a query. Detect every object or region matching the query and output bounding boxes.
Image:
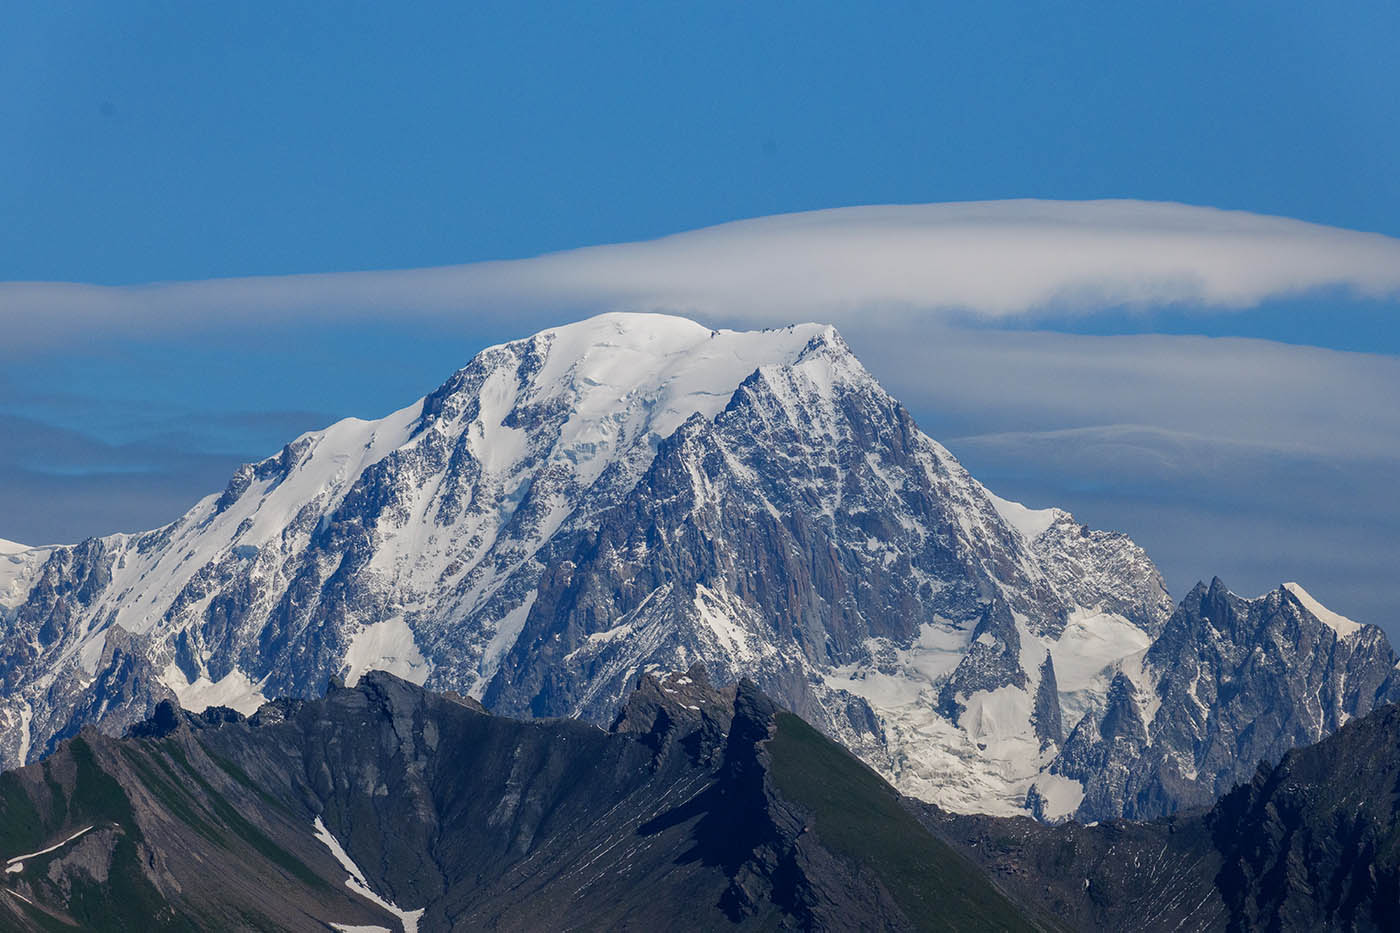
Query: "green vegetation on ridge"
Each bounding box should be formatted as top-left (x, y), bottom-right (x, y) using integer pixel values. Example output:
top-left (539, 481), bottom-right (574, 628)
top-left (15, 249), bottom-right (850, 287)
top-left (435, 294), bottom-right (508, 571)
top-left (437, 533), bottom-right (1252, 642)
top-left (766, 711), bottom-right (1041, 933)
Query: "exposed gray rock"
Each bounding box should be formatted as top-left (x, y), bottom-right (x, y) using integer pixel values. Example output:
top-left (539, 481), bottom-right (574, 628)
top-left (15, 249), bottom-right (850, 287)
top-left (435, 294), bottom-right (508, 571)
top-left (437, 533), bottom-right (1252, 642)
top-left (925, 699), bottom-right (1400, 932)
top-left (937, 599), bottom-right (1028, 725)
top-left (1050, 578), bottom-right (1400, 821)
top-left (1030, 652), bottom-right (1062, 749)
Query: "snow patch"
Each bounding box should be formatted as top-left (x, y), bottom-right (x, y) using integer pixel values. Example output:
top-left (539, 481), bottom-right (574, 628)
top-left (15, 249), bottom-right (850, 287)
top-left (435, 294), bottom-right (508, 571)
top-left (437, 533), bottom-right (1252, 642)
top-left (344, 618), bottom-right (430, 687)
top-left (313, 817), bottom-right (424, 933)
top-left (1048, 609), bottom-right (1153, 726)
top-left (694, 584), bottom-right (763, 661)
top-left (986, 492), bottom-right (1060, 542)
top-left (1051, 610), bottom-right (1153, 693)
top-left (161, 664), bottom-right (268, 715)
top-left (825, 621), bottom-right (1054, 816)
top-left (959, 684), bottom-right (1034, 745)
top-left (5, 825), bottom-right (94, 874)
top-left (0, 543), bottom-right (56, 611)
top-left (826, 607), bottom-right (1159, 816)
top-left (478, 593), bottom-right (537, 684)
top-left (14, 702), bottom-right (32, 765)
top-left (1283, 582), bottom-right (1363, 638)
top-left (1116, 649), bottom-right (1162, 728)
top-left (1029, 773), bottom-right (1085, 822)
top-left (825, 623), bottom-right (970, 712)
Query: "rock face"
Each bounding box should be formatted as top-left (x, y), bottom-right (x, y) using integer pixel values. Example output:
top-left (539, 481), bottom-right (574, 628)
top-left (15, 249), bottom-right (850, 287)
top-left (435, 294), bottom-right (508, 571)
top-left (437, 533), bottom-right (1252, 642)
top-left (1047, 579), bottom-right (1400, 821)
top-left (1206, 702), bottom-right (1400, 931)
top-left (0, 670), bottom-right (1038, 931)
top-left (0, 312), bottom-right (1393, 822)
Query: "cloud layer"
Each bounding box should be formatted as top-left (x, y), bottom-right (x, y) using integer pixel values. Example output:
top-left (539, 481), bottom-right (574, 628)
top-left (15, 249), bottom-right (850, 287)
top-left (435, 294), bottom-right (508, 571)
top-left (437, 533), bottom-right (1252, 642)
top-left (841, 324), bottom-right (1400, 631)
top-left (5, 200), bottom-right (1400, 350)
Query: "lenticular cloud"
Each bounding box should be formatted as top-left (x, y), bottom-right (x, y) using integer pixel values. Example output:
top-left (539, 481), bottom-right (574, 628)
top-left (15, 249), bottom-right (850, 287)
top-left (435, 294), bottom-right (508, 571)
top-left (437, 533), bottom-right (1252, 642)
top-left (4, 200), bottom-right (1400, 345)
top-left (505, 199), bottom-right (1400, 319)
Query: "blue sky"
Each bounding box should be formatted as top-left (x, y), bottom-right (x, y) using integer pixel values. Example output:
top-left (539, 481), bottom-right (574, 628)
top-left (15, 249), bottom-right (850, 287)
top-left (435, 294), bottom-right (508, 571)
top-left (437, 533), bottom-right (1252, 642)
top-left (7, 2), bottom-right (1400, 282)
top-left (3, 3), bottom-right (1399, 634)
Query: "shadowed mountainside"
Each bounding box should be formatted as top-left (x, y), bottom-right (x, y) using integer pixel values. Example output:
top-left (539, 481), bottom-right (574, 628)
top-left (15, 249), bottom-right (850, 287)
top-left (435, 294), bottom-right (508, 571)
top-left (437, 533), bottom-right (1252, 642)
top-left (0, 668), bottom-right (1038, 932)
top-left (6, 665), bottom-right (1399, 931)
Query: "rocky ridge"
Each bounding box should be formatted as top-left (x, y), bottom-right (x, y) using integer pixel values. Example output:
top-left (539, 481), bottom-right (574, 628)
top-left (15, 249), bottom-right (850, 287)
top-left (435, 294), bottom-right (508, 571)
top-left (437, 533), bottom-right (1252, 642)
top-left (8, 669), bottom-right (1400, 931)
top-left (0, 668), bottom-right (1038, 931)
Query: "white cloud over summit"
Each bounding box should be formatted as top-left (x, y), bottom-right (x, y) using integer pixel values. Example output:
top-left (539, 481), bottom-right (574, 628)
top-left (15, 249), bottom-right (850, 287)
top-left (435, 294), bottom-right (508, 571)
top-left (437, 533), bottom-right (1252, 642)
top-left (4, 199), bottom-right (1400, 347)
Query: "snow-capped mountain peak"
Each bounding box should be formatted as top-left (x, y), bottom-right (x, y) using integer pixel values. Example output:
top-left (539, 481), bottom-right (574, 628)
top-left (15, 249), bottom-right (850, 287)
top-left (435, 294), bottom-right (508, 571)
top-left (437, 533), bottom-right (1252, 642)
top-left (1044, 578), bottom-right (1396, 820)
top-left (0, 539), bottom-right (56, 620)
top-left (2, 312), bottom-right (1391, 826)
top-left (1283, 581), bottom-right (1363, 638)
top-left (415, 313), bottom-right (849, 498)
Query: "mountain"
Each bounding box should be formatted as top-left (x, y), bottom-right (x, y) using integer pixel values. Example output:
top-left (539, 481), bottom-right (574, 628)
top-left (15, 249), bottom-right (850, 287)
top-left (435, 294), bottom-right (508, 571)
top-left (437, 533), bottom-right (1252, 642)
top-left (1, 312), bottom-right (1393, 823)
top-left (0, 669), bottom-right (1040, 931)
top-left (923, 698), bottom-right (1400, 932)
top-left (1045, 578), bottom-right (1399, 821)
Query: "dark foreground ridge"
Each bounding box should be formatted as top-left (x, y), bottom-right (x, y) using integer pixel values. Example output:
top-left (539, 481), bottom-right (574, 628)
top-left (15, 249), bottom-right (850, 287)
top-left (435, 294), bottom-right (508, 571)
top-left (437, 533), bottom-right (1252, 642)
top-left (5, 667), bottom-right (1399, 932)
top-left (0, 668), bottom-right (1038, 932)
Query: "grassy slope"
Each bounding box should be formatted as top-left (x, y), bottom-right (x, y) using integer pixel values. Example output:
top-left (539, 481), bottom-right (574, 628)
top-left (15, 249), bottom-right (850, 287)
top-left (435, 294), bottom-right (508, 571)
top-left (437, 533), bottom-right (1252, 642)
top-left (766, 712), bottom-right (1046, 933)
top-left (0, 733), bottom-right (367, 932)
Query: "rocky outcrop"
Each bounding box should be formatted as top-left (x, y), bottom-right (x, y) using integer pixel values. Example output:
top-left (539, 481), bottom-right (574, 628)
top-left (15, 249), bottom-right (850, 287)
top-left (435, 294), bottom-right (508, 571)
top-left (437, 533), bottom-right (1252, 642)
top-left (15, 668), bottom-right (1400, 931)
top-left (1030, 652), bottom-right (1062, 749)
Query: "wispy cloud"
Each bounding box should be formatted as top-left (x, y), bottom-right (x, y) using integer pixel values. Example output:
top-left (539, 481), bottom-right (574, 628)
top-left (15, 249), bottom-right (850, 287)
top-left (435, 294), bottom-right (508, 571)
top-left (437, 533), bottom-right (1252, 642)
top-left (845, 324), bottom-right (1400, 459)
top-left (4, 200), bottom-right (1400, 350)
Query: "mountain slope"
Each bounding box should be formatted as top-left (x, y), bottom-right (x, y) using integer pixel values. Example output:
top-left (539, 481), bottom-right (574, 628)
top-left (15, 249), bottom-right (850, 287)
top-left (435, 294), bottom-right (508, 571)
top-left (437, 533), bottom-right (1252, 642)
top-left (0, 669), bottom-right (1042, 931)
top-left (2, 312), bottom-right (1392, 824)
